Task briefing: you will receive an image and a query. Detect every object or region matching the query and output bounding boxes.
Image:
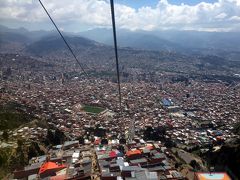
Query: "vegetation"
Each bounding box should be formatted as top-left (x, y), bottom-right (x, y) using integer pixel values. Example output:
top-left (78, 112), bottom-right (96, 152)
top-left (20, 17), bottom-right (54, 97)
top-left (204, 138), bottom-right (240, 179)
top-left (0, 141), bottom-right (45, 179)
top-left (0, 102), bottom-right (32, 130)
top-left (84, 125), bottom-right (106, 138)
top-left (2, 130), bottom-right (9, 141)
top-left (44, 129), bottom-right (65, 146)
top-left (0, 112), bottom-right (31, 130)
top-left (77, 136), bottom-right (85, 144)
top-left (0, 147), bottom-right (12, 179)
top-left (82, 105), bottom-right (105, 114)
top-left (189, 160), bottom-right (201, 171)
top-left (143, 126), bottom-right (166, 141)
top-left (0, 102), bottom-right (46, 178)
top-left (233, 122), bottom-right (240, 135)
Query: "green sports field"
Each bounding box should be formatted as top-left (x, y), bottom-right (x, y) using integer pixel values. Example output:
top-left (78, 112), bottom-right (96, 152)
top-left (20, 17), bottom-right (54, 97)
top-left (82, 105), bottom-right (105, 114)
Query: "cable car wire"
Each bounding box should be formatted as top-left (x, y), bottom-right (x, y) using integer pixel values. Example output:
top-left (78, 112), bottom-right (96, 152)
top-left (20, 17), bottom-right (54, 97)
top-left (110, 0), bottom-right (122, 111)
top-left (38, 0), bottom-right (88, 77)
top-left (39, 0), bottom-right (122, 111)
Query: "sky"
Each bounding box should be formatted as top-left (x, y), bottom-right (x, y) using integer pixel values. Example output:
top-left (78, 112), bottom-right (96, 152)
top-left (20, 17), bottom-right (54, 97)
top-left (115, 0), bottom-right (218, 8)
top-left (0, 0), bottom-right (240, 32)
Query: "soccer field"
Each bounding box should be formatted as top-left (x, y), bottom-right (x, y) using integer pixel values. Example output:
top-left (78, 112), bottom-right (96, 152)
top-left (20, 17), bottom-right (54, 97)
top-left (82, 105), bottom-right (105, 114)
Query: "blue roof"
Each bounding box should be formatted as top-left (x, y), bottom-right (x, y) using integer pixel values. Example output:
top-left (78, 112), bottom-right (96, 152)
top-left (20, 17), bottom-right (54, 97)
top-left (162, 98), bottom-right (172, 106)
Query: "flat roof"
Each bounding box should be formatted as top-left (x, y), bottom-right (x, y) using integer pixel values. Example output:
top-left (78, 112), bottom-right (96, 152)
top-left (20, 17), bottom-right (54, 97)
top-left (196, 172), bottom-right (231, 180)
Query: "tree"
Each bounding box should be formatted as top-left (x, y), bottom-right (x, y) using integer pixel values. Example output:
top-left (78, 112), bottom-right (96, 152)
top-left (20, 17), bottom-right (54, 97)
top-left (2, 131), bottom-right (8, 141)
top-left (17, 139), bottom-right (23, 150)
top-left (27, 142), bottom-right (44, 160)
top-left (45, 130), bottom-right (55, 145)
top-left (165, 139), bottom-right (176, 148)
top-left (94, 126), bottom-right (106, 137)
top-left (118, 145), bottom-right (125, 154)
top-left (143, 126), bottom-right (166, 141)
top-left (175, 162), bottom-right (182, 169)
top-left (143, 126), bottom-right (153, 140)
top-left (28, 144), bottom-right (38, 159)
top-left (0, 149), bottom-right (8, 167)
top-left (190, 160), bottom-right (200, 170)
top-left (77, 136), bottom-right (85, 145)
top-left (233, 122), bottom-right (240, 135)
top-left (10, 139), bottom-right (27, 170)
top-left (101, 139), bottom-right (108, 145)
top-left (119, 138), bottom-right (126, 144)
top-left (45, 129), bottom-right (65, 145)
top-left (54, 129), bottom-right (65, 145)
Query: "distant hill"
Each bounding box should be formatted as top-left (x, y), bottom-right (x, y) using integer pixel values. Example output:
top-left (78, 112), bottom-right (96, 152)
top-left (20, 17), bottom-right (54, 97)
top-left (109, 33), bottom-right (182, 52)
top-left (0, 54), bottom-right (54, 71)
top-left (25, 35), bottom-right (101, 56)
top-left (20, 33), bottom-right (192, 73)
top-left (1, 25), bottom-right (240, 77)
top-left (0, 25), bottom-right (53, 42)
top-left (1, 25), bottom-right (240, 60)
top-left (80, 28), bottom-right (183, 52)
top-left (0, 29), bottom-right (31, 52)
top-left (0, 32), bottom-right (30, 44)
top-left (80, 28), bottom-right (240, 59)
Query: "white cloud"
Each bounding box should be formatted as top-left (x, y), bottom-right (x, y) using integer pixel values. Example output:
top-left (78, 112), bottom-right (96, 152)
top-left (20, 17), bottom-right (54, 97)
top-left (0, 0), bottom-right (240, 31)
top-left (215, 12), bottom-right (228, 19)
top-left (229, 15), bottom-right (240, 21)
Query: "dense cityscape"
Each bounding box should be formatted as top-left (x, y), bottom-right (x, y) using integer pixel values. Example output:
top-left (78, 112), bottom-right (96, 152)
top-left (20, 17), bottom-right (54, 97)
top-left (1, 0), bottom-right (240, 179)
top-left (0, 50), bottom-right (239, 179)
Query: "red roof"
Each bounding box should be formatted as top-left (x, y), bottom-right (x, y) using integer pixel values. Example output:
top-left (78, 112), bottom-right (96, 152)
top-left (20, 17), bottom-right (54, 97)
top-left (126, 149), bottom-right (141, 157)
top-left (94, 139), bottom-right (100, 145)
top-left (109, 151), bottom-right (117, 158)
top-left (146, 145), bottom-right (154, 150)
top-left (39, 162), bottom-right (66, 174)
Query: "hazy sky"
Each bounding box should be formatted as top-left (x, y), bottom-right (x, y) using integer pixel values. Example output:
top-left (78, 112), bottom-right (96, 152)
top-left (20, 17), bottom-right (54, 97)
top-left (0, 0), bottom-right (240, 32)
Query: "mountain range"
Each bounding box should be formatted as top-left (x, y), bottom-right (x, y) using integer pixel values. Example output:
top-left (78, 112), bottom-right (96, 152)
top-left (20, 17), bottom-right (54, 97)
top-left (79, 28), bottom-right (240, 56)
top-left (1, 25), bottom-right (240, 77)
top-left (1, 25), bottom-right (240, 60)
